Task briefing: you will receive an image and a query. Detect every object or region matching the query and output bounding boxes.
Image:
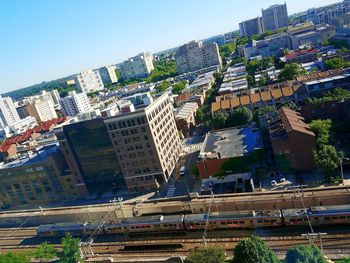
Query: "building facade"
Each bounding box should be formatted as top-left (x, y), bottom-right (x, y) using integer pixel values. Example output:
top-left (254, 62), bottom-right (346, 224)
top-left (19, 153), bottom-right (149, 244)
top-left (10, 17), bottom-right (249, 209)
top-left (74, 70), bottom-right (104, 94)
top-left (0, 144), bottom-right (80, 206)
top-left (119, 52), bottom-right (154, 80)
top-left (175, 41), bottom-right (222, 74)
top-left (239, 17), bottom-right (263, 37)
top-left (26, 98), bottom-right (57, 122)
top-left (269, 107), bottom-right (316, 171)
top-left (0, 96), bottom-right (20, 128)
top-left (55, 118), bottom-right (124, 195)
top-left (60, 91), bottom-right (92, 117)
top-left (98, 65), bottom-right (118, 85)
top-left (104, 93), bottom-right (181, 192)
top-left (261, 3), bottom-right (289, 32)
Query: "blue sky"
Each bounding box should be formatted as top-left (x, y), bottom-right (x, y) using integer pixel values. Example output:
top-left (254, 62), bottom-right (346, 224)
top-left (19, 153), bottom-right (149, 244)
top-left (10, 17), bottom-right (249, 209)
top-left (0, 0), bottom-right (336, 93)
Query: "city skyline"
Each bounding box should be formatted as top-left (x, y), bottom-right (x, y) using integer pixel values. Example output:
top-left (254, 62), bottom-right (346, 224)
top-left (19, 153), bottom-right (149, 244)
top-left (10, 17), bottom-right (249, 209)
top-left (0, 0), bottom-right (337, 93)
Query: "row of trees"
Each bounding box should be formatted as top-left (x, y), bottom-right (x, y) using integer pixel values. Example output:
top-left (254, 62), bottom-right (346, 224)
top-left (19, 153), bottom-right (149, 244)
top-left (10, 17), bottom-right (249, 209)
top-left (211, 107), bottom-right (253, 130)
top-left (185, 236), bottom-right (327, 263)
top-left (309, 119), bottom-right (343, 182)
top-left (0, 234), bottom-right (82, 263)
top-left (305, 88), bottom-right (350, 105)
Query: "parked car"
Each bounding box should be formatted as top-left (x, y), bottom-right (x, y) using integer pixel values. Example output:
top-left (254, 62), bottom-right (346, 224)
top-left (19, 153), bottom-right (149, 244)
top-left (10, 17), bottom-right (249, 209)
top-left (271, 180), bottom-right (277, 187)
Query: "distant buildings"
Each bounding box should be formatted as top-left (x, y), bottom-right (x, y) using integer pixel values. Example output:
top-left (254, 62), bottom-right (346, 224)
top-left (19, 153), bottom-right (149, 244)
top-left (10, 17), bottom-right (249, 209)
top-left (268, 107), bottom-right (316, 171)
top-left (239, 17), bottom-right (263, 37)
top-left (60, 91), bottom-right (92, 117)
top-left (74, 70), bottom-right (104, 94)
top-left (202, 34), bottom-right (226, 46)
top-left (261, 3), bottom-right (289, 32)
top-left (119, 52), bottom-right (154, 80)
top-left (104, 93), bottom-right (181, 192)
top-left (0, 96), bottom-right (20, 128)
top-left (306, 1), bottom-right (350, 25)
top-left (175, 40), bottom-right (222, 74)
top-left (98, 65), bottom-right (118, 85)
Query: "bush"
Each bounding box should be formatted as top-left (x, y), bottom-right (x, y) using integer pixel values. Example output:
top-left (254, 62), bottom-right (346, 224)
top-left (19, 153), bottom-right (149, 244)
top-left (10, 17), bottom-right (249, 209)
top-left (185, 247), bottom-right (226, 263)
top-left (232, 236), bottom-right (279, 263)
top-left (286, 245), bottom-right (327, 263)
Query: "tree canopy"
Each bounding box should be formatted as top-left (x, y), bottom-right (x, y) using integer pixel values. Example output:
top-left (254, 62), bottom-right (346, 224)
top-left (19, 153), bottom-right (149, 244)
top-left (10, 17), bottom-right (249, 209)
top-left (0, 252), bottom-right (30, 263)
top-left (172, 81), bottom-right (187, 95)
top-left (305, 88), bottom-right (350, 105)
top-left (32, 242), bottom-right (57, 262)
top-left (231, 107), bottom-right (253, 126)
top-left (185, 247), bottom-right (226, 263)
top-left (314, 144), bottom-right (343, 177)
top-left (58, 233), bottom-right (82, 263)
top-left (253, 105), bottom-right (276, 122)
top-left (309, 119), bottom-right (332, 147)
top-left (232, 236), bottom-right (279, 263)
top-left (155, 80), bottom-right (171, 93)
top-left (324, 57), bottom-right (350, 70)
top-left (211, 112), bottom-right (230, 130)
top-left (219, 42), bottom-right (236, 59)
top-left (286, 245), bottom-right (327, 263)
top-left (278, 63), bottom-right (305, 82)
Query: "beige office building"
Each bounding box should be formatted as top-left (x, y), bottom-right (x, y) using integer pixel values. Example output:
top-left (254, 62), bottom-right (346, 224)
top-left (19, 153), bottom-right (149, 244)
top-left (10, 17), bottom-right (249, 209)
top-left (104, 93), bottom-right (181, 192)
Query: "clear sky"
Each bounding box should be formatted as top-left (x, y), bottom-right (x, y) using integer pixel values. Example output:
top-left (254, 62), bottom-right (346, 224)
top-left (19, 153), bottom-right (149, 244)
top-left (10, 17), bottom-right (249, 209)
top-left (0, 0), bottom-right (337, 93)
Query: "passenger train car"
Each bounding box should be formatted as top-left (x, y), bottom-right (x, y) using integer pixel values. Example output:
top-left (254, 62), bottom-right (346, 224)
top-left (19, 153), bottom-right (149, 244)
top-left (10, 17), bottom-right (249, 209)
top-left (36, 205), bottom-right (350, 237)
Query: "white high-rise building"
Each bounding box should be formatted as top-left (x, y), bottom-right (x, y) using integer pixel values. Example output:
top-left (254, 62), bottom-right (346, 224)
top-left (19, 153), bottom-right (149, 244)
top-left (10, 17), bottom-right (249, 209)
top-left (120, 52), bottom-right (154, 80)
top-left (74, 70), bottom-right (104, 94)
top-left (27, 98), bottom-right (58, 122)
top-left (261, 3), bottom-right (289, 32)
top-left (48, 89), bottom-right (61, 108)
top-left (0, 96), bottom-right (20, 128)
top-left (98, 65), bottom-right (118, 85)
top-left (60, 91), bottom-right (92, 117)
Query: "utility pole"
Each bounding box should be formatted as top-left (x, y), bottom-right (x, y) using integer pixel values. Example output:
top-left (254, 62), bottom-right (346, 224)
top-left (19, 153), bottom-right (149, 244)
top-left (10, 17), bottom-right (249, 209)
top-left (79, 239), bottom-right (94, 259)
top-left (110, 197), bottom-right (125, 222)
top-left (301, 233), bottom-right (327, 252)
top-left (203, 191), bottom-right (214, 248)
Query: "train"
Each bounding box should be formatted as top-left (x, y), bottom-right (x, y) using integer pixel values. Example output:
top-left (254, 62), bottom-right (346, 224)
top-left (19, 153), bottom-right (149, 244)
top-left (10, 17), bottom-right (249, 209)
top-left (37, 204), bottom-right (350, 237)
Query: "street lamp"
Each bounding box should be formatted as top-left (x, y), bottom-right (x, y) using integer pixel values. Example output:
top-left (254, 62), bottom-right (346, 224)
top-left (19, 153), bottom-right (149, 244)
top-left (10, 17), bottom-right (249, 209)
top-left (340, 158), bottom-right (350, 185)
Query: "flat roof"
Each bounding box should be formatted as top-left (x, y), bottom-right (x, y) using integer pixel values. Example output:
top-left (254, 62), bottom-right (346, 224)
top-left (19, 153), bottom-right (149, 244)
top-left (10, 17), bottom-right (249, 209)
top-left (200, 126), bottom-right (262, 159)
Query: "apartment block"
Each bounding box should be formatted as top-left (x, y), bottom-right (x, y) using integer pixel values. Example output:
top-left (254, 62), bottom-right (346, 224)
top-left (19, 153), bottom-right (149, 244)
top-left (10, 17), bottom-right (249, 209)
top-left (60, 91), bottom-right (92, 117)
top-left (239, 17), bottom-right (263, 37)
top-left (0, 96), bottom-right (20, 128)
top-left (268, 108), bottom-right (316, 171)
top-left (27, 98), bottom-right (58, 122)
top-left (261, 3), bottom-right (289, 32)
top-left (98, 65), bottom-right (118, 85)
top-left (0, 144), bottom-right (80, 206)
top-left (175, 40), bottom-right (222, 74)
top-left (74, 70), bottom-right (104, 93)
top-left (104, 93), bottom-right (181, 192)
top-left (120, 52), bottom-right (154, 80)
top-left (54, 117), bottom-right (123, 195)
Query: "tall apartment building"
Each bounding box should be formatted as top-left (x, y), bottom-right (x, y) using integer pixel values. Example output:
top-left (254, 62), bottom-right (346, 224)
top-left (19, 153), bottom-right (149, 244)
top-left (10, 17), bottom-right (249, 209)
top-left (54, 117), bottom-right (124, 195)
top-left (48, 89), bottom-right (61, 108)
top-left (74, 70), bottom-right (104, 94)
top-left (98, 65), bottom-right (118, 85)
top-left (175, 41), bottom-right (222, 74)
top-left (60, 91), bottom-right (92, 117)
top-left (27, 98), bottom-right (58, 122)
top-left (239, 17), bottom-right (263, 37)
top-left (0, 96), bottom-right (20, 128)
top-left (119, 52), bottom-right (154, 80)
top-left (104, 93), bottom-right (181, 192)
top-left (261, 3), bottom-right (289, 32)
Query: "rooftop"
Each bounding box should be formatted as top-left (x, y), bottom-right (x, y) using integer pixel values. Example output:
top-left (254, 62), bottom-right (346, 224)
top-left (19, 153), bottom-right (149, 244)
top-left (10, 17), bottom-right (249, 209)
top-left (0, 143), bottom-right (60, 170)
top-left (199, 126), bottom-right (262, 160)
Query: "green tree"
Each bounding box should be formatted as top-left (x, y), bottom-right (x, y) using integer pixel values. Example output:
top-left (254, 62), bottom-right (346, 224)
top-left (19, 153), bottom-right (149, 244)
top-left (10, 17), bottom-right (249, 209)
top-left (33, 242), bottom-right (57, 262)
top-left (258, 76), bottom-right (267, 87)
top-left (156, 80), bottom-right (171, 93)
top-left (195, 108), bottom-right (205, 123)
top-left (172, 81), bottom-right (187, 95)
top-left (278, 63), bottom-right (305, 82)
top-left (0, 252), bottom-right (30, 263)
top-left (324, 57), bottom-right (349, 70)
top-left (253, 105), bottom-right (276, 122)
top-left (286, 245), bottom-right (327, 263)
top-left (219, 42), bottom-right (236, 59)
top-left (58, 233), bottom-right (82, 263)
top-left (185, 247), bottom-right (226, 263)
top-left (211, 112), bottom-right (230, 129)
top-left (280, 101), bottom-right (298, 110)
top-left (232, 236), bottom-right (278, 263)
top-left (309, 119), bottom-right (332, 146)
top-left (231, 107), bottom-right (253, 126)
top-left (314, 144), bottom-right (343, 177)
top-left (246, 75), bottom-right (255, 87)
